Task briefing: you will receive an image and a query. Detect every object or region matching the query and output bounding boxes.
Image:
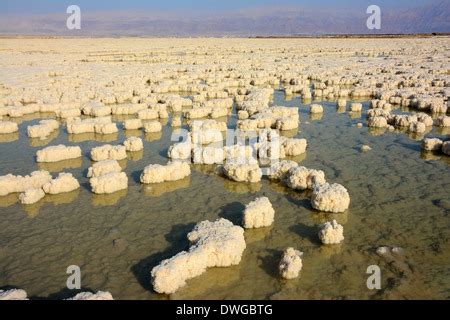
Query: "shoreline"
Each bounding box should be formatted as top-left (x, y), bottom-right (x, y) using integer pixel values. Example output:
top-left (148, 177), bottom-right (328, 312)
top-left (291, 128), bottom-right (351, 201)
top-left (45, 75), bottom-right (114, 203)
top-left (0, 33), bottom-right (449, 40)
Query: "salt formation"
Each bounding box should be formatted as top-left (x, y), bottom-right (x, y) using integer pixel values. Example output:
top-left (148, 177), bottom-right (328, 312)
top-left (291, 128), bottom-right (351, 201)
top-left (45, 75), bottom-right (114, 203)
top-left (350, 103), bottom-right (362, 112)
top-left (123, 118), bottom-right (143, 130)
top-left (279, 247), bottom-right (303, 279)
top-left (436, 115), bottom-right (450, 127)
top-left (167, 140), bottom-right (192, 160)
top-left (90, 172), bottom-right (128, 194)
top-left (123, 136), bottom-right (143, 152)
top-left (318, 220), bottom-right (344, 244)
top-left (0, 170), bottom-right (52, 196)
top-left (310, 104), bottom-right (323, 114)
top-left (285, 166), bottom-right (326, 190)
top-left (0, 289), bottom-right (28, 300)
top-left (268, 160), bottom-right (298, 180)
top-left (140, 161), bottom-right (191, 183)
top-left (19, 188), bottom-right (46, 204)
top-left (0, 121), bottom-right (19, 134)
top-left (42, 172), bottom-right (80, 194)
top-left (66, 116), bottom-right (116, 134)
top-left (311, 183), bottom-right (350, 213)
top-left (192, 146), bottom-right (224, 164)
top-left (422, 138), bottom-right (443, 151)
top-left (368, 116), bottom-right (388, 128)
top-left (361, 145), bottom-right (372, 152)
top-left (242, 197), bottom-right (275, 229)
top-left (27, 119), bottom-right (59, 138)
top-left (280, 137), bottom-right (308, 156)
top-left (67, 291), bottom-right (113, 300)
top-left (36, 145), bottom-right (82, 163)
top-left (87, 160), bottom-right (122, 178)
top-left (143, 121), bottom-right (162, 133)
top-left (151, 218), bottom-right (246, 294)
top-left (90, 144), bottom-right (127, 161)
top-left (218, 163), bottom-right (262, 183)
top-left (337, 99), bottom-right (347, 108)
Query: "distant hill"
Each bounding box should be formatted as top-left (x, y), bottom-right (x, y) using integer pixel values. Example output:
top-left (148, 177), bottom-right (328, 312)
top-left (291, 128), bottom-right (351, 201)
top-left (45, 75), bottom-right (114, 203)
top-left (0, 0), bottom-right (448, 36)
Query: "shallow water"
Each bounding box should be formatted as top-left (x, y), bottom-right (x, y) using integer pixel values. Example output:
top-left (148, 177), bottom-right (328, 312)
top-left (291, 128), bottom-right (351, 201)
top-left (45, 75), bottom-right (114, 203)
top-left (0, 91), bottom-right (449, 300)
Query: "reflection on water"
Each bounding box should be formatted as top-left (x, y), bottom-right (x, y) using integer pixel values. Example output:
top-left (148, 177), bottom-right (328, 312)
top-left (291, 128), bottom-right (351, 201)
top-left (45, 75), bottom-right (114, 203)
top-left (127, 150), bottom-right (143, 162)
top-left (68, 132), bottom-right (119, 143)
top-left (144, 131), bottom-right (162, 141)
top-left (0, 132), bottom-right (19, 143)
top-left (23, 189), bottom-right (80, 218)
top-left (91, 189), bottom-right (128, 207)
top-left (28, 129), bottom-right (60, 147)
top-left (142, 177), bottom-right (191, 197)
top-left (309, 113), bottom-right (323, 121)
top-left (0, 91), bottom-right (449, 300)
top-left (37, 157), bottom-right (83, 172)
top-left (348, 111), bottom-right (362, 119)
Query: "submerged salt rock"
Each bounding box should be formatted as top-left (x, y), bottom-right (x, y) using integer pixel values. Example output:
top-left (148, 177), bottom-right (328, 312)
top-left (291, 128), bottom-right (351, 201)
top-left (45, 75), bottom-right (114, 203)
top-left (36, 145), bottom-right (82, 163)
top-left (219, 163), bottom-right (262, 183)
top-left (279, 247), bottom-right (303, 279)
top-left (151, 218), bottom-right (246, 294)
top-left (19, 188), bottom-right (45, 204)
top-left (90, 172), bottom-right (128, 194)
top-left (422, 138), bottom-right (443, 151)
top-left (67, 291), bottom-right (113, 300)
top-left (318, 220), bottom-right (344, 244)
top-left (285, 166), bottom-right (326, 191)
top-left (311, 183), bottom-right (350, 213)
top-left (90, 144), bottom-right (127, 161)
top-left (242, 197), bottom-right (275, 229)
top-left (123, 136), bottom-right (143, 152)
top-left (87, 160), bottom-right (122, 178)
top-left (140, 161), bottom-right (191, 184)
top-left (0, 289), bottom-right (28, 300)
top-left (42, 172), bottom-right (80, 194)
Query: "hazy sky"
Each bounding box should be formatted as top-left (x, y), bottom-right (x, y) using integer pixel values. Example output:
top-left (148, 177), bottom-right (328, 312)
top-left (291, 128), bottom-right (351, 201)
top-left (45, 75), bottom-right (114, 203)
top-left (0, 0), bottom-right (433, 14)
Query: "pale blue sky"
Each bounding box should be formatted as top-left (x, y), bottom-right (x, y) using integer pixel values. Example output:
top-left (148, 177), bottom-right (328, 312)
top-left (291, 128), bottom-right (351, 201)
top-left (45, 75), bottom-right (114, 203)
top-left (0, 0), bottom-right (433, 14)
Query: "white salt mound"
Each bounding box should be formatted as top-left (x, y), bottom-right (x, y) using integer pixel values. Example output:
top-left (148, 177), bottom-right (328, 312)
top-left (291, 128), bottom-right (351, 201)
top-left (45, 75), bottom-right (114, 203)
top-left (242, 197), bottom-right (275, 229)
top-left (279, 247), bottom-right (303, 279)
top-left (151, 218), bottom-right (246, 294)
top-left (318, 220), bottom-right (344, 244)
top-left (311, 183), bottom-right (350, 213)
